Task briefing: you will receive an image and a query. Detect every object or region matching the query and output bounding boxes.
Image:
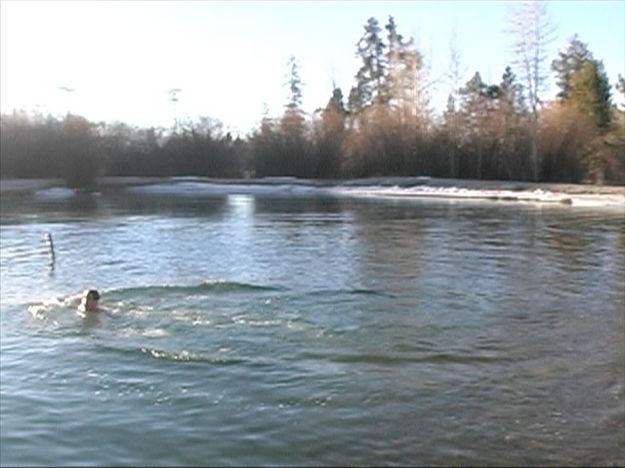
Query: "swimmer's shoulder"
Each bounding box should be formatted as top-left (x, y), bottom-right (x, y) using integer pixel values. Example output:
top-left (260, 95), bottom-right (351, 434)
top-left (76, 306), bottom-right (112, 317)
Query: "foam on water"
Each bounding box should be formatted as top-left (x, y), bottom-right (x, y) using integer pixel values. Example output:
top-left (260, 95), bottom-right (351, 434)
top-left (33, 187), bottom-right (77, 200)
top-left (138, 347), bottom-right (245, 365)
top-left (119, 327), bottom-right (170, 338)
top-left (27, 292), bottom-right (83, 319)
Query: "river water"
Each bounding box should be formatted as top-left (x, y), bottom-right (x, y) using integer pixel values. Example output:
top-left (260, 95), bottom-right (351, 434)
top-left (1, 179), bottom-right (623, 466)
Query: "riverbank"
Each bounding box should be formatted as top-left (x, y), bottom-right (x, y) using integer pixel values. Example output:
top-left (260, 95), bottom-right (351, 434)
top-left (3, 176), bottom-right (624, 194)
top-left (2, 176), bottom-right (624, 208)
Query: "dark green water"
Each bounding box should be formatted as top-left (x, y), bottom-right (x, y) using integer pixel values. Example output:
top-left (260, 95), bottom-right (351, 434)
top-left (1, 180), bottom-right (624, 466)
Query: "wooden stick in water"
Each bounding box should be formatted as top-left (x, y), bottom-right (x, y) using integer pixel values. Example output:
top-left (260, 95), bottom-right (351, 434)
top-left (45, 232), bottom-right (56, 266)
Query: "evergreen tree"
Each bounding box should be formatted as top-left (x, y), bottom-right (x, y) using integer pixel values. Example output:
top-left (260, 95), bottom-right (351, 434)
top-left (459, 72), bottom-right (487, 123)
top-left (354, 17), bottom-right (388, 108)
top-left (458, 72), bottom-right (488, 178)
top-left (551, 35), bottom-right (593, 100)
top-left (458, 70), bottom-right (527, 180)
top-left (495, 67), bottom-right (528, 179)
top-left (551, 36), bottom-right (611, 128)
top-left (285, 55), bottom-right (303, 111)
top-left (569, 59), bottom-right (612, 128)
top-left (313, 85), bottom-right (347, 178)
top-left (618, 75), bottom-right (625, 103)
top-left (282, 55), bottom-right (305, 138)
top-left (499, 66), bottom-right (526, 113)
top-left (326, 86), bottom-right (347, 115)
top-left (347, 85), bottom-right (365, 116)
top-left (616, 75), bottom-right (625, 111)
top-left (280, 55), bottom-right (311, 177)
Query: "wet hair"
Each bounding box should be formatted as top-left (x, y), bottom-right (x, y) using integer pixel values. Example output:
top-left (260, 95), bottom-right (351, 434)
top-left (85, 289), bottom-right (100, 301)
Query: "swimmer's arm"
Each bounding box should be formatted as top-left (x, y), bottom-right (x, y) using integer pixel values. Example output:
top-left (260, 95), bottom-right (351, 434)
top-left (99, 307), bottom-right (114, 317)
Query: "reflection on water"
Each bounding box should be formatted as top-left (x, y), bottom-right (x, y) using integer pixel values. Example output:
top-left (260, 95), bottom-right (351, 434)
top-left (1, 182), bottom-right (624, 466)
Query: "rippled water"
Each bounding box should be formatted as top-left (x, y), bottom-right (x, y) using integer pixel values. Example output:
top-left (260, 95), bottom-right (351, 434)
top-left (1, 181), bottom-right (624, 466)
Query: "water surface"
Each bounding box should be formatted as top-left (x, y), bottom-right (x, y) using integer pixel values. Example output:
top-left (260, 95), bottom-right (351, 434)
top-left (1, 180), bottom-right (623, 466)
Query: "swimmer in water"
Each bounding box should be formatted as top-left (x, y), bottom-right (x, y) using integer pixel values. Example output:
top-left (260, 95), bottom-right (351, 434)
top-left (78, 289), bottom-right (101, 314)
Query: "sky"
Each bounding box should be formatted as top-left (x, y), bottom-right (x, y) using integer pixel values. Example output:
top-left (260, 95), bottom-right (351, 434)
top-left (1, 0), bottom-right (624, 136)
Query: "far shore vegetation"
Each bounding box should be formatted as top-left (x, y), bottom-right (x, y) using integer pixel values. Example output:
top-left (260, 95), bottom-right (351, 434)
top-left (1, 14), bottom-right (624, 189)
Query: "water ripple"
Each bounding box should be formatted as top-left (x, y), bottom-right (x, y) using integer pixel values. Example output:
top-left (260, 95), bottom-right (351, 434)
top-left (299, 351), bottom-right (512, 366)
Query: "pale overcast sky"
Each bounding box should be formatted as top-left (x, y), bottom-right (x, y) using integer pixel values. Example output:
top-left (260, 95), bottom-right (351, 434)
top-left (1, 0), bottom-right (623, 135)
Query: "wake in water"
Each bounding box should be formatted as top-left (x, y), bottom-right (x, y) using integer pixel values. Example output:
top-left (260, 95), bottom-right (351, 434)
top-left (25, 280), bottom-right (286, 367)
top-left (25, 280), bottom-right (401, 367)
top-left (116, 280), bottom-right (282, 297)
top-left (27, 280), bottom-right (279, 324)
top-left (28, 292), bottom-right (83, 322)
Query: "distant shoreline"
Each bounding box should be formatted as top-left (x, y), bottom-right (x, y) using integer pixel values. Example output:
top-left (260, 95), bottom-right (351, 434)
top-left (2, 176), bottom-right (624, 198)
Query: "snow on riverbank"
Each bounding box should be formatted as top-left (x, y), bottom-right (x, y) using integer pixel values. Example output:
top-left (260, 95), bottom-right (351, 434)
top-left (122, 176), bottom-right (625, 208)
top-left (330, 183), bottom-right (625, 208)
top-left (2, 176), bottom-right (624, 209)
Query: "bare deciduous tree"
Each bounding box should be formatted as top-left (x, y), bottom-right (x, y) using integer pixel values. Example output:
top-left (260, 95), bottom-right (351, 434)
top-left (445, 27), bottom-right (466, 178)
top-left (507, 0), bottom-right (556, 181)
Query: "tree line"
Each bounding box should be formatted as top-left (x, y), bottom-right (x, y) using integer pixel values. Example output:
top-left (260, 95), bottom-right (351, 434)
top-left (1, 13), bottom-right (624, 188)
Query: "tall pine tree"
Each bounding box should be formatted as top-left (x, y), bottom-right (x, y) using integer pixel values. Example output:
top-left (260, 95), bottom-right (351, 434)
top-left (552, 37), bottom-right (612, 128)
top-left (354, 17), bottom-right (388, 108)
top-left (282, 55), bottom-right (305, 137)
top-left (551, 35), bottom-right (593, 100)
top-left (569, 59), bottom-right (612, 128)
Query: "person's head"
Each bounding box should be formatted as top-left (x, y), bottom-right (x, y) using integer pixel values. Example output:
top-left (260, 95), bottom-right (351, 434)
top-left (82, 289), bottom-right (100, 312)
